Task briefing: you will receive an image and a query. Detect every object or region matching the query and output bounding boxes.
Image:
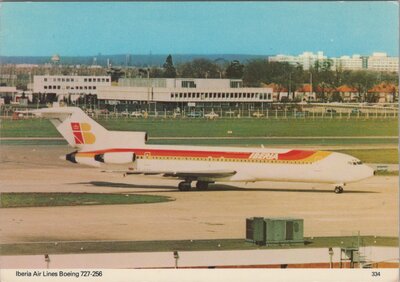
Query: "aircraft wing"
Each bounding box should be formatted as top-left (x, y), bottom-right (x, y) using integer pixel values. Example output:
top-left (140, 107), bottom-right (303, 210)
top-left (103, 169), bottom-right (237, 180)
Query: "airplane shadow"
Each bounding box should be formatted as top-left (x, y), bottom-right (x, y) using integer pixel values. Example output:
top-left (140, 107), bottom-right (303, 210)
top-left (210, 184), bottom-right (378, 194)
top-left (70, 181), bottom-right (378, 194)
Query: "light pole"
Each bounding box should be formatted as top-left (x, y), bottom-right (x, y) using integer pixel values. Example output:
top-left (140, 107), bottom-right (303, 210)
top-left (173, 251), bottom-right (179, 269)
top-left (44, 254), bottom-right (50, 269)
top-left (328, 247), bottom-right (334, 268)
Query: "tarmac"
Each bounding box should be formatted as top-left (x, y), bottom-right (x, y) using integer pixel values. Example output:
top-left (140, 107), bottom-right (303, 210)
top-left (0, 145), bottom-right (398, 244)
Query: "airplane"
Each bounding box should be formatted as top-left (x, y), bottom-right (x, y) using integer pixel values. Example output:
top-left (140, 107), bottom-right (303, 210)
top-left (31, 107), bottom-right (375, 194)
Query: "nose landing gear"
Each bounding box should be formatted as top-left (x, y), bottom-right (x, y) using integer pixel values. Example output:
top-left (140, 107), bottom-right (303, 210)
top-left (178, 181), bottom-right (212, 191)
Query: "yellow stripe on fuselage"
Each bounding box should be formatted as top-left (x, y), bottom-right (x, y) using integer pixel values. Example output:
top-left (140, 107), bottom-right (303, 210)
top-left (301, 151), bottom-right (332, 163)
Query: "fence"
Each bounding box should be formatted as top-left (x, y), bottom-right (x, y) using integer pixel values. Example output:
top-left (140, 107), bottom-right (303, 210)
top-left (1, 104), bottom-right (398, 121)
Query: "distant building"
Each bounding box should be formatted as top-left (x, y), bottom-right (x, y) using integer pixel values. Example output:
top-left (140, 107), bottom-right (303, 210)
top-left (294, 84), bottom-right (316, 101)
top-left (367, 52), bottom-right (398, 72)
top-left (336, 85), bottom-right (359, 102)
top-left (269, 51), bottom-right (398, 72)
top-left (33, 75), bottom-right (111, 101)
top-left (0, 86), bottom-right (18, 104)
top-left (262, 83), bottom-right (289, 102)
top-left (269, 51), bottom-right (327, 70)
top-left (97, 78), bottom-right (273, 107)
top-left (368, 83), bottom-right (397, 103)
top-left (332, 55), bottom-right (364, 71)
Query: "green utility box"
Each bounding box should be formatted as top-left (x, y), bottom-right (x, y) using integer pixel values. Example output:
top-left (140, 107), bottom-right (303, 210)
top-left (264, 218), bottom-right (304, 244)
top-left (246, 217), bottom-right (304, 245)
top-left (246, 217), bottom-right (266, 245)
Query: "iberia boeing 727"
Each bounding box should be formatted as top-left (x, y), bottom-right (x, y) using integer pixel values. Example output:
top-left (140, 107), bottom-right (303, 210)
top-left (33, 107), bottom-right (374, 193)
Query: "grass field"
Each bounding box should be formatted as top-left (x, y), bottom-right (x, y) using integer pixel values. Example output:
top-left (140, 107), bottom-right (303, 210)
top-left (1, 118), bottom-right (398, 164)
top-left (1, 118), bottom-right (398, 138)
top-left (0, 192), bottom-right (173, 208)
top-left (0, 236), bottom-right (397, 255)
top-left (336, 149), bottom-right (398, 164)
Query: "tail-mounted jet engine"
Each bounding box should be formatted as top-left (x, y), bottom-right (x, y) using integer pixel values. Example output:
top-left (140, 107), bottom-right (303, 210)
top-left (94, 152), bottom-right (136, 164)
top-left (65, 151), bottom-right (100, 167)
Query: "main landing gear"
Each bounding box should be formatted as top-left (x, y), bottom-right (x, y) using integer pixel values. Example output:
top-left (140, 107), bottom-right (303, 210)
top-left (178, 181), bottom-right (191, 191)
top-left (334, 185), bottom-right (344, 194)
top-left (196, 181), bottom-right (209, 190)
top-left (178, 181), bottom-right (210, 191)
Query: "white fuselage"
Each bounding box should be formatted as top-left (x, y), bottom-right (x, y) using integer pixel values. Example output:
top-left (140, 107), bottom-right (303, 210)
top-left (87, 144), bottom-right (374, 185)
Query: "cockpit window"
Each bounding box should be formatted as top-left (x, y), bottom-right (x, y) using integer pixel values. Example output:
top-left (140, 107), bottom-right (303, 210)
top-left (348, 159), bottom-right (363, 165)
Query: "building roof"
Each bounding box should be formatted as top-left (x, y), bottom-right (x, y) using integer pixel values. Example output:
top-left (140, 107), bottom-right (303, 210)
top-left (368, 83), bottom-right (398, 93)
top-left (336, 85), bottom-right (358, 93)
top-left (297, 84), bottom-right (312, 92)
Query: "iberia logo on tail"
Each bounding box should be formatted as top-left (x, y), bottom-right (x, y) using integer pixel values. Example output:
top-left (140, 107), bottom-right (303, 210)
top-left (71, 122), bottom-right (96, 144)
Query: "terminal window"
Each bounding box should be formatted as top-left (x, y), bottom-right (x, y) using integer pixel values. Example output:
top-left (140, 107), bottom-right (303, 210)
top-left (181, 81), bottom-right (196, 88)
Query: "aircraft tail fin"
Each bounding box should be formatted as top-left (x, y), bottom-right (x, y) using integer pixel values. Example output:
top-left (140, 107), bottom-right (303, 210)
top-left (32, 107), bottom-right (108, 150)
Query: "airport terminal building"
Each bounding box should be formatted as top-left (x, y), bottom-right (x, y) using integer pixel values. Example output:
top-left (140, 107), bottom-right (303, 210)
top-left (97, 78), bottom-right (273, 110)
top-left (33, 75), bottom-right (112, 101)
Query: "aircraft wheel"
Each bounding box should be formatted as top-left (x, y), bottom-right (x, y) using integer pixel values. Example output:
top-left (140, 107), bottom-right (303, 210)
top-left (196, 181), bottom-right (209, 190)
top-left (178, 181), bottom-right (191, 191)
top-left (334, 186), bottom-right (344, 194)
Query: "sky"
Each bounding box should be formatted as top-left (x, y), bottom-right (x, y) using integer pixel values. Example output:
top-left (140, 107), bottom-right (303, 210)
top-left (0, 1), bottom-right (398, 57)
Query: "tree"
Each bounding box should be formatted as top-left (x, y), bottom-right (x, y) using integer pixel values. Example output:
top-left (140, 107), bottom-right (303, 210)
top-left (163, 54), bottom-right (177, 78)
top-left (150, 67), bottom-right (164, 78)
top-left (347, 71), bottom-right (378, 102)
top-left (177, 59), bottom-right (220, 78)
top-left (225, 60), bottom-right (244, 79)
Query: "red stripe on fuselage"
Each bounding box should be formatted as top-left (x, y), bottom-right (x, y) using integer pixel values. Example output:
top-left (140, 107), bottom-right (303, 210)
top-left (83, 148), bottom-right (252, 159)
top-left (81, 148), bottom-right (316, 160)
top-left (278, 150), bottom-right (315, 160)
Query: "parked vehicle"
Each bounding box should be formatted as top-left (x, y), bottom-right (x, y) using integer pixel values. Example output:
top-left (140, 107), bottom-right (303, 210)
top-left (204, 111), bottom-right (219, 119)
top-left (187, 111), bottom-right (203, 118)
top-left (252, 111), bottom-right (264, 118)
top-left (351, 108), bottom-right (362, 114)
top-left (326, 109), bottom-right (337, 114)
top-left (131, 111), bottom-right (143, 117)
